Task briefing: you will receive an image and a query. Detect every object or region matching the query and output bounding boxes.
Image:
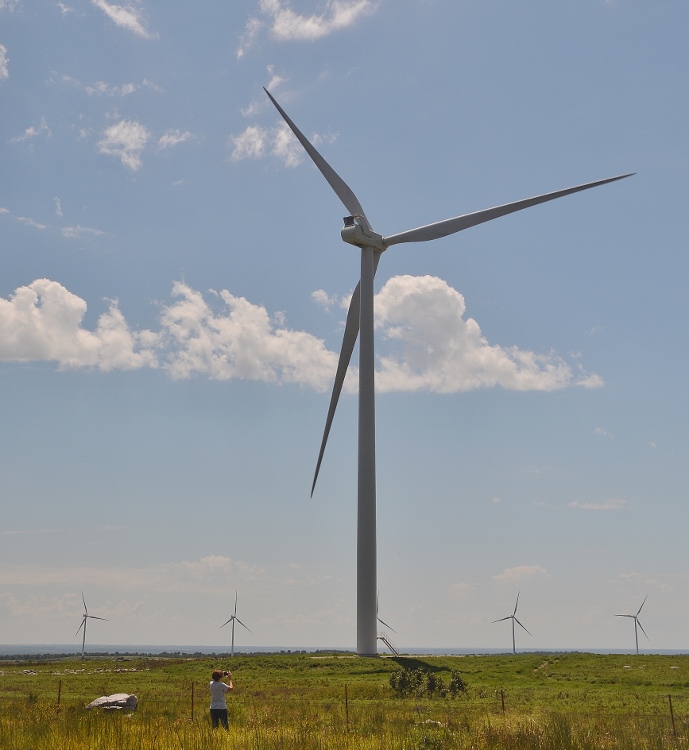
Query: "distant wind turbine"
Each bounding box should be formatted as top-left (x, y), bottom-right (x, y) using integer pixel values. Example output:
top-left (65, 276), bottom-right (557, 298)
top-left (220, 591), bottom-right (251, 658)
top-left (264, 87), bottom-right (633, 656)
top-left (75, 592), bottom-right (107, 660)
top-left (493, 593), bottom-right (531, 654)
top-left (615, 596), bottom-right (649, 655)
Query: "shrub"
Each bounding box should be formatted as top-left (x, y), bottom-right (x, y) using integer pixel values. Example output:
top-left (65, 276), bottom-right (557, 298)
top-left (389, 668), bottom-right (464, 699)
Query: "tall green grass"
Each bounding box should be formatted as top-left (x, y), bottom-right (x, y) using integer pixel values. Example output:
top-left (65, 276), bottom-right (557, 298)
top-left (1, 653), bottom-right (686, 748)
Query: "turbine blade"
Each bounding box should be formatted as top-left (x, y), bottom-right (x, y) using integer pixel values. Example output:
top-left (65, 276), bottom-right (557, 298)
top-left (377, 617), bottom-right (396, 633)
top-left (82, 591), bottom-right (87, 614)
top-left (88, 616), bottom-right (107, 621)
top-left (264, 89), bottom-right (367, 220)
top-left (236, 618), bottom-right (251, 633)
top-left (513, 592), bottom-right (520, 616)
top-left (75, 619), bottom-right (85, 637)
top-left (637, 595), bottom-right (648, 616)
top-left (615, 614), bottom-right (634, 618)
top-left (310, 254), bottom-right (381, 496)
top-left (637, 619), bottom-right (650, 640)
top-left (234, 591), bottom-right (238, 616)
top-left (220, 618), bottom-right (233, 629)
top-left (492, 616), bottom-right (511, 623)
top-left (514, 617), bottom-right (532, 636)
top-left (383, 173), bottom-right (634, 247)
top-left (311, 285), bottom-right (360, 495)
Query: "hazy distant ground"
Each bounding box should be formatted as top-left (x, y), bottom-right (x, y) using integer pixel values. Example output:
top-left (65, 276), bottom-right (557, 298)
top-left (2, 645), bottom-right (688, 657)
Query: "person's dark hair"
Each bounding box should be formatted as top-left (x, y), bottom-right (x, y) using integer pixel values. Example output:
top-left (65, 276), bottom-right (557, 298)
top-left (211, 670), bottom-right (223, 681)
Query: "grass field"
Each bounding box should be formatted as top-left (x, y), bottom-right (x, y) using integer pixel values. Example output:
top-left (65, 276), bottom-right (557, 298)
top-left (1, 651), bottom-right (688, 748)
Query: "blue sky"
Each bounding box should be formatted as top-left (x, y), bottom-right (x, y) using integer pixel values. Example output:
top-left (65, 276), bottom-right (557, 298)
top-left (0, 0), bottom-right (687, 652)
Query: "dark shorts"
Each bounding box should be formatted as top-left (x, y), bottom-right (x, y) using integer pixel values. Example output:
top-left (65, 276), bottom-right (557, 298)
top-left (210, 708), bottom-right (229, 729)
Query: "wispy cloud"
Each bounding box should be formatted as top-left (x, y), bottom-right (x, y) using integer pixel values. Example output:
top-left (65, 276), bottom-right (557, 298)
top-left (230, 121), bottom-right (329, 168)
top-left (15, 216), bottom-right (47, 230)
top-left (10, 117), bottom-right (51, 142)
top-left (56, 2), bottom-right (75, 14)
top-left (86, 80), bottom-right (139, 96)
top-left (492, 565), bottom-right (550, 584)
top-left (595, 427), bottom-right (613, 440)
top-left (569, 498), bottom-right (626, 511)
top-left (157, 129), bottom-right (194, 150)
top-left (0, 556), bottom-right (266, 597)
top-left (0, 44), bottom-right (8, 81)
top-left (619, 572), bottom-right (671, 592)
top-left (54, 197), bottom-right (63, 217)
top-left (0, 208), bottom-right (48, 231)
top-left (98, 119), bottom-right (150, 170)
top-left (238, 0), bottom-right (375, 58)
top-left (61, 225), bottom-right (105, 238)
top-left (91, 0), bottom-right (157, 39)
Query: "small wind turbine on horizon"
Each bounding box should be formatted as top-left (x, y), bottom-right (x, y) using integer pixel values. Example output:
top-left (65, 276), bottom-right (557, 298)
top-left (492, 593), bottom-right (531, 654)
top-left (615, 596), bottom-right (649, 655)
top-left (220, 591), bottom-right (251, 658)
top-left (264, 87), bottom-right (633, 656)
top-left (75, 592), bottom-right (107, 660)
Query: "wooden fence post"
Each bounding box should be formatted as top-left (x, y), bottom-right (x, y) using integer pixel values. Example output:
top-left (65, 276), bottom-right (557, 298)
top-left (191, 680), bottom-right (194, 722)
top-left (57, 679), bottom-right (62, 709)
top-left (345, 684), bottom-right (349, 731)
top-left (501, 689), bottom-right (506, 715)
top-left (668, 694), bottom-right (677, 740)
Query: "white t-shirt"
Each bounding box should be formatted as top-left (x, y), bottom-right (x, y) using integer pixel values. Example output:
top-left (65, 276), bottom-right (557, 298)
top-left (209, 680), bottom-right (230, 709)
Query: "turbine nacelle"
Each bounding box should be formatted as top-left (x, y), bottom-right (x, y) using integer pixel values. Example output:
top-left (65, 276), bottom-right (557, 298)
top-left (341, 215), bottom-right (385, 251)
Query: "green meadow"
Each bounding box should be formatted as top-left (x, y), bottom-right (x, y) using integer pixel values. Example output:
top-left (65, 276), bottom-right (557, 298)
top-left (1, 652), bottom-right (688, 748)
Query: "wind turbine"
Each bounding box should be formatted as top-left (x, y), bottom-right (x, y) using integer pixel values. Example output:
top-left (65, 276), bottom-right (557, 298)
top-left (492, 593), bottom-right (531, 654)
top-left (615, 596), bottom-right (649, 655)
top-left (264, 88), bottom-right (632, 656)
top-left (220, 591), bottom-right (251, 658)
top-left (75, 592), bottom-right (107, 660)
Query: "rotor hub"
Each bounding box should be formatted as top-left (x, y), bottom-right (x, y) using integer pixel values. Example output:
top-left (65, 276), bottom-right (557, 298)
top-left (341, 215), bottom-right (385, 251)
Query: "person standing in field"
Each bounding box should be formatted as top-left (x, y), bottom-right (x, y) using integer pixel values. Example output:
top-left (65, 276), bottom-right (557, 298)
top-left (209, 669), bottom-right (233, 729)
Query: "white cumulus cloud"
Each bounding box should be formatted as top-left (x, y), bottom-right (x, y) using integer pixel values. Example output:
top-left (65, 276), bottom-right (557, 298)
top-left (98, 119), bottom-right (150, 170)
top-left (492, 565), bottom-right (550, 584)
top-left (0, 276), bottom-right (602, 397)
top-left (238, 0), bottom-right (375, 56)
top-left (91, 0), bottom-right (156, 39)
top-left (159, 281), bottom-right (338, 389)
top-left (0, 279), bottom-right (156, 371)
top-left (373, 275), bottom-right (601, 393)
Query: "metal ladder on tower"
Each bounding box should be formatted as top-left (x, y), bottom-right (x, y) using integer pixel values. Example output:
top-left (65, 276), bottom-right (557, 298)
top-left (377, 631), bottom-right (400, 656)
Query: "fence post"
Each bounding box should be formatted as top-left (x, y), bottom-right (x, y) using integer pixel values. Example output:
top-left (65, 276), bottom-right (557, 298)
top-left (345, 684), bottom-right (349, 731)
top-left (669, 694), bottom-right (677, 740)
top-left (191, 680), bottom-right (194, 722)
top-left (501, 689), bottom-right (505, 715)
top-left (57, 679), bottom-right (62, 709)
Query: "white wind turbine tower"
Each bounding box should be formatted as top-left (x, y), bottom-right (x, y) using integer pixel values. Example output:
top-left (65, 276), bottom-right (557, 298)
top-left (220, 591), bottom-right (251, 658)
top-left (264, 88), bottom-right (633, 656)
top-left (75, 592), bottom-right (107, 660)
top-left (492, 593), bottom-right (531, 654)
top-left (615, 596), bottom-right (649, 655)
